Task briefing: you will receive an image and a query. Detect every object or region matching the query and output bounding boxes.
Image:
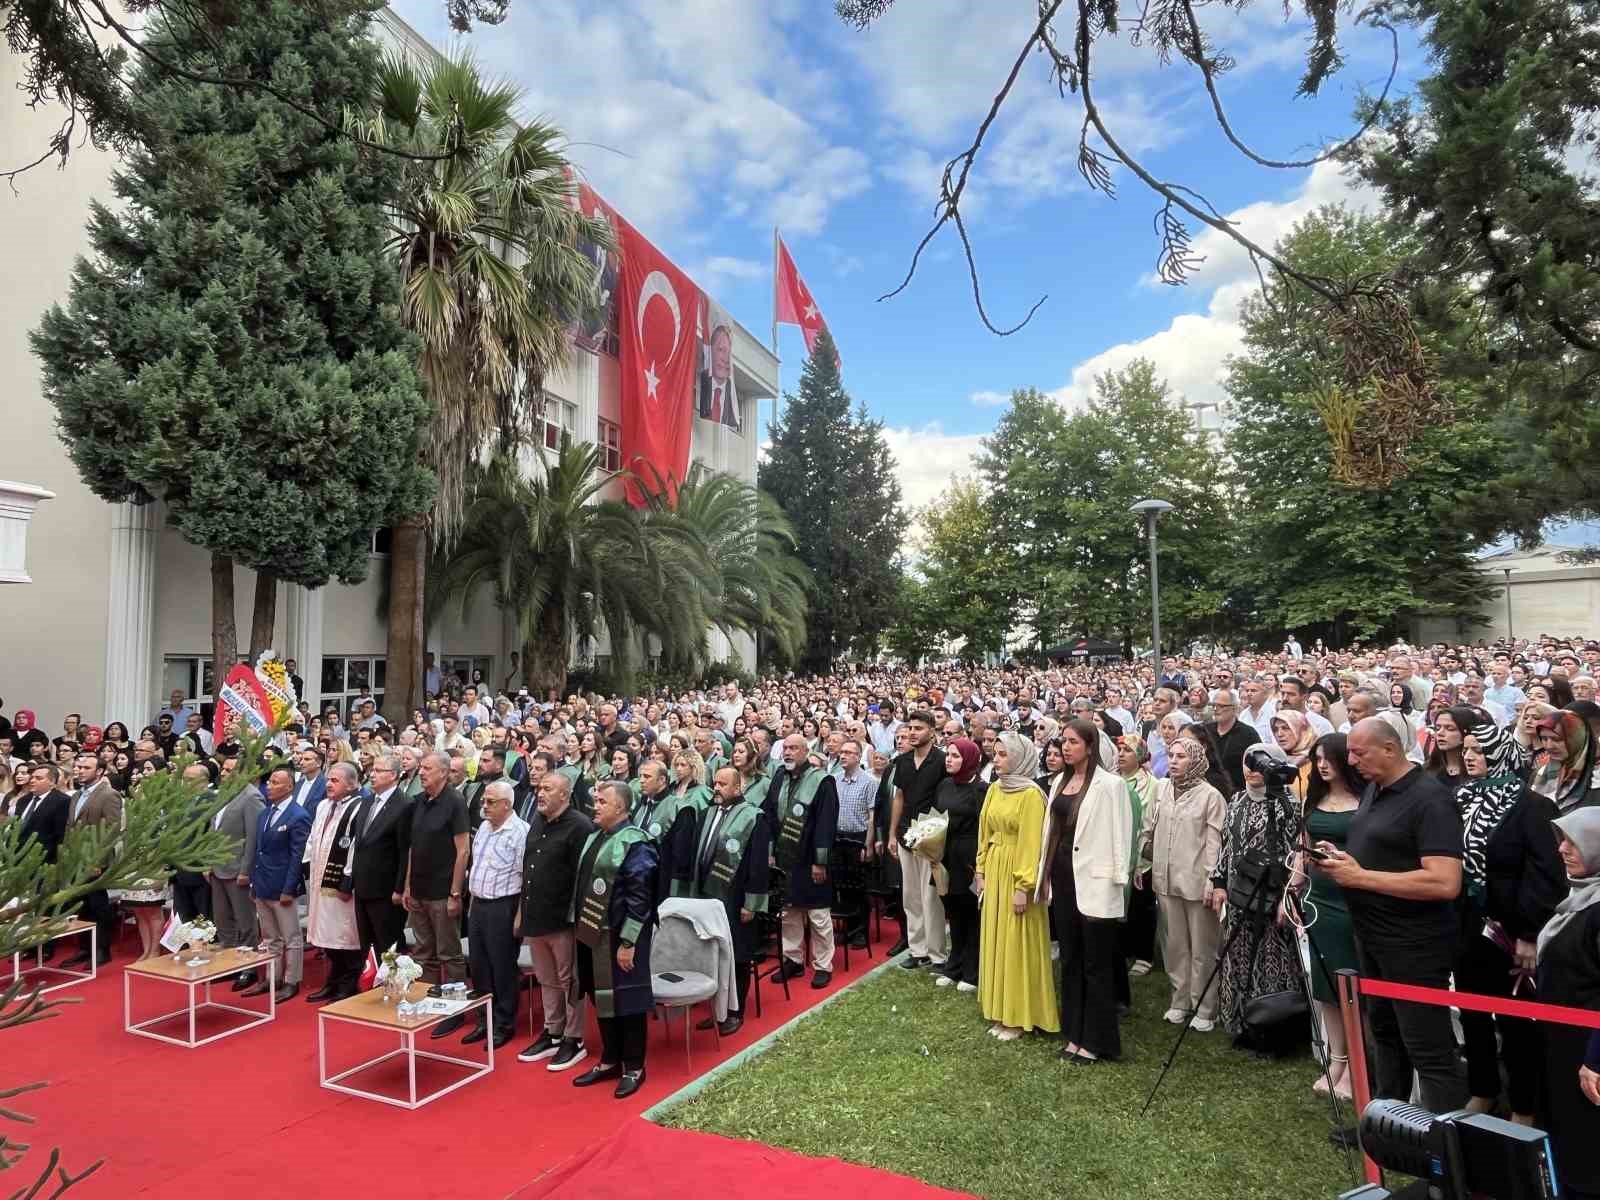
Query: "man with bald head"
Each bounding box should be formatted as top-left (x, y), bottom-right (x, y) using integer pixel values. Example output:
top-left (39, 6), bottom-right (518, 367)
top-left (1315, 717), bottom-right (1466, 1113)
top-left (763, 731), bottom-right (840, 988)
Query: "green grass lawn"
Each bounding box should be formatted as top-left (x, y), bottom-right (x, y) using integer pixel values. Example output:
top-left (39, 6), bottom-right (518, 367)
top-left (661, 964), bottom-right (1363, 1200)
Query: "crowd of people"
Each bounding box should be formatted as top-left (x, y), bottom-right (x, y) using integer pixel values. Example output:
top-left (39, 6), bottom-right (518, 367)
top-left (6, 634), bottom-right (1600, 1187)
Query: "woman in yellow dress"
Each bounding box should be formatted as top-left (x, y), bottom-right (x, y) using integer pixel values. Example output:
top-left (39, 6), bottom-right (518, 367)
top-left (975, 732), bottom-right (1059, 1040)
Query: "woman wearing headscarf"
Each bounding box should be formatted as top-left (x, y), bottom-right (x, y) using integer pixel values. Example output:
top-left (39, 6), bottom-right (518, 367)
top-left (1269, 710), bottom-right (1316, 800)
top-left (1531, 710), bottom-right (1596, 811)
top-left (1117, 733), bottom-right (1160, 978)
top-left (935, 737), bottom-right (985, 992)
top-left (1454, 717), bottom-right (1565, 1124)
top-left (1138, 732), bottom-right (1225, 1029)
top-left (1536, 808), bottom-right (1600, 1198)
top-left (1039, 719), bottom-right (1131, 1062)
top-left (1031, 716), bottom-right (1061, 753)
top-left (1208, 743), bottom-right (1302, 1039)
top-left (974, 732), bottom-right (1056, 1040)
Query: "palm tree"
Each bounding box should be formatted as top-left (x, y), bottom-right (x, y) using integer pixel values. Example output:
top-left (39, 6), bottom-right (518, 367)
top-left (648, 466), bottom-right (811, 665)
top-left (434, 447), bottom-right (810, 695)
top-left (351, 51), bottom-right (612, 721)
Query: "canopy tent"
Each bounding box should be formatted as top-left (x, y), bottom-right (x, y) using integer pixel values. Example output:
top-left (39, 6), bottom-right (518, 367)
top-left (1044, 637), bottom-right (1123, 661)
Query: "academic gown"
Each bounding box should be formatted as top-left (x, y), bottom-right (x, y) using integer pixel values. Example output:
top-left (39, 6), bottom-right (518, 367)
top-left (306, 797), bottom-right (361, 951)
top-left (687, 801), bottom-right (773, 962)
top-left (762, 767), bottom-right (840, 911)
top-left (574, 830), bottom-right (660, 1019)
top-left (633, 785), bottom-right (706, 905)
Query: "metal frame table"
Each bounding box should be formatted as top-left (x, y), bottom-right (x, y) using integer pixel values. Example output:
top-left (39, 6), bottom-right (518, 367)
top-left (123, 947), bottom-right (277, 1047)
top-left (2, 919), bottom-right (97, 995)
top-left (318, 984), bottom-right (493, 1109)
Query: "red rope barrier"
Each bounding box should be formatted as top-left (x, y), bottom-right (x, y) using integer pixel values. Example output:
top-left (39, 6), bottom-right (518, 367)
top-left (1358, 977), bottom-right (1600, 1029)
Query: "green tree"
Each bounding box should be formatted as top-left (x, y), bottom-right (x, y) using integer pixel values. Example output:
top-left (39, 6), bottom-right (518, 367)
top-left (1353, 0), bottom-right (1599, 530)
top-left (977, 370), bottom-right (1231, 655)
top-left (1223, 206), bottom-right (1519, 642)
top-left (30, 0), bottom-right (433, 684)
top-left (883, 573), bottom-right (945, 667)
top-left (759, 329), bottom-right (909, 670)
top-left (915, 477), bottom-right (1011, 660)
top-left (352, 52), bottom-right (610, 723)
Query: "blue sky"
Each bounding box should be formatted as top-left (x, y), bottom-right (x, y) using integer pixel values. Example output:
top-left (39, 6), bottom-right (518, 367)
top-left (390, 0), bottom-right (1416, 509)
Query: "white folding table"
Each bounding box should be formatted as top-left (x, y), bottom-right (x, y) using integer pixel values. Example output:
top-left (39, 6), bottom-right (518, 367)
top-left (318, 984), bottom-right (493, 1109)
top-left (123, 947), bottom-right (277, 1047)
top-left (2, 918), bottom-right (97, 995)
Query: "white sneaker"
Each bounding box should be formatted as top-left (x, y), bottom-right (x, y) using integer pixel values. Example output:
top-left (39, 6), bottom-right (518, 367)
top-left (1189, 1017), bottom-right (1215, 1033)
top-left (1129, 959), bottom-right (1152, 977)
top-left (934, 973), bottom-right (955, 987)
top-left (1163, 1008), bottom-right (1187, 1025)
top-left (956, 981), bottom-right (977, 993)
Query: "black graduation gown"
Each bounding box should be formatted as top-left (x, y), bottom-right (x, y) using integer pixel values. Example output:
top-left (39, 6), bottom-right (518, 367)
top-left (1537, 902), bottom-right (1600, 1196)
top-left (574, 832), bottom-right (659, 1019)
top-left (690, 803), bottom-right (773, 962)
top-left (762, 767), bottom-right (839, 911)
top-left (634, 788), bottom-right (699, 906)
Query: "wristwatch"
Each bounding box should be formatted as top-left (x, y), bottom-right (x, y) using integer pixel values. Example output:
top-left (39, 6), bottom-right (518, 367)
top-left (450, 891), bottom-right (462, 898)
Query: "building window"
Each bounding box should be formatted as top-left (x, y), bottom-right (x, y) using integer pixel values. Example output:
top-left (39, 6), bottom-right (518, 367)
top-left (162, 656), bottom-right (215, 714)
top-left (321, 655), bottom-right (385, 721)
top-left (544, 399), bottom-right (578, 450)
top-left (371, 527), bottom-right (393, 555)
top-left (440, 656), bottom-right (494, 693)
top-left (598, 418), bottom-right (621, 472)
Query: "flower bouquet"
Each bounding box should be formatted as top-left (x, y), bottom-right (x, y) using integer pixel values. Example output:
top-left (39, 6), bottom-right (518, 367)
top-left (377, 945), bottom-right (420, 1003)
top-left (174, 918), bottom-right (217, 967)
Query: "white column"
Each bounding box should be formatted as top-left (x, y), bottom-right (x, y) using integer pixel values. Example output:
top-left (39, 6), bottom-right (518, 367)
top-left (283, 584), bottom-right (324, 714)
top-left (0, 480), bottom-right (55, 583)
top-left (103, 501), bottom-right (158, 726)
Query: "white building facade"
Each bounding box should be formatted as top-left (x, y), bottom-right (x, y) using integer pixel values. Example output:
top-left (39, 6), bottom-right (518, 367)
top-left (1, 11), bottom-right (776, 731)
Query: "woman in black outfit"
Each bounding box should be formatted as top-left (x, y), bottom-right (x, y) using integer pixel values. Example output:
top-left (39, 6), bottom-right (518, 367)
top-left (1536, 808), bottom-right (1600, 1199)
top-left (1454, 717), bottom-right (1565, 1122)
top-left (935, 737), bottom-right (985, 991)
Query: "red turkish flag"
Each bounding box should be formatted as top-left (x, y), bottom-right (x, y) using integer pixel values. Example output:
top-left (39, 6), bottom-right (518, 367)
top-left (775, 236), bottom-right (837, 363)
top-left (617, 216), bottom-right (698, 506)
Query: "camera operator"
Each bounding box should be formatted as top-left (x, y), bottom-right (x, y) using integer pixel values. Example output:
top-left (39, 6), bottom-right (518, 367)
top-left (1314, 716), bottom-right (1468, 1113)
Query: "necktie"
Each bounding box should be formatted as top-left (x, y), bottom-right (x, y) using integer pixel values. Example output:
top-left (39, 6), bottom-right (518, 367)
top-left (699, 805), bottom-right (726, 876)
top-left (74, 789), bottom-right (89, 821)
top-left (711, 385), bottom-right (722, 422)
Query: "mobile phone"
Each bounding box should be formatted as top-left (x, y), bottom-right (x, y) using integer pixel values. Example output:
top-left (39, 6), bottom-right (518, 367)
top-left (1304, 846), bottom-right (1330, 862)
top-left (658, 971), bottom-right (684, 983)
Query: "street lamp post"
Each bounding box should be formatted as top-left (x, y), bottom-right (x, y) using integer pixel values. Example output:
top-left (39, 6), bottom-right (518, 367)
top-left (1502, 567), bottom-right (1514, 641)
top-left (1130, 498), bottom-right (1174, 668)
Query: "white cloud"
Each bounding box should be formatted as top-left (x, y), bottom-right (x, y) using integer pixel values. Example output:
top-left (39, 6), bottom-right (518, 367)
top-left (1051, 158), bottom-right (1377, 413)
top-left (390, 0), bottom-right (866, 242)
top-left (970, 389), bottom-right (1011, 407)
top-left (687, 255), bottom-right (767, 289)
top-left (882, 422), bottom-right (987, 510)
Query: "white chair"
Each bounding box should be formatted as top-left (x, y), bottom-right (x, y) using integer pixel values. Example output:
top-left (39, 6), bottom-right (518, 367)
top-left (651, 906), bottom-right (730, 1069)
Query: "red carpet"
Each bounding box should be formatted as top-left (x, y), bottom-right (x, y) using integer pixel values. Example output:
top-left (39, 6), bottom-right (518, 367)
top-left (513, 1117), bottom-right (973, 1199)
top-left (6, 921), bottom-right (900, 1199)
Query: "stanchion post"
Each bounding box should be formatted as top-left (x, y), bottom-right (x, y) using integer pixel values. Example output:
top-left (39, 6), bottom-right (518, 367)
top-left (1336, 968), bottom-right (1380, 1186)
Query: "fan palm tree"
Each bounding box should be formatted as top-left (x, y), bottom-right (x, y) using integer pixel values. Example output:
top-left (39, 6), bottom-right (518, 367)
top-left (351, 51), bottom-right (612, 721)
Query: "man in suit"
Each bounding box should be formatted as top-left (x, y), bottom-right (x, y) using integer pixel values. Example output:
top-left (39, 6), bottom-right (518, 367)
top-left (170, 762), bottom-right (216, 922)
top-left (61, 752), bottom-right (121, 968)
top-left (351, 752), bottom-right (413, 965)
top-left (242, 764), bottom-right (312, 1002)
top-left (212, 758), bottom-right (267, 991)
top-left (17, 763), bottom-right (70, 864)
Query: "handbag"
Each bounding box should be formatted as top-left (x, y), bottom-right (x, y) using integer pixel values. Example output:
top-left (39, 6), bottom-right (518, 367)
top-left (1239, 988), bottom-right (1310, 1056)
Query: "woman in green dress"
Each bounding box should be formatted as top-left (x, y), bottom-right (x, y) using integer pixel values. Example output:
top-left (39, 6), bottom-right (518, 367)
top-left (975, 732), bottom-right (1058, 1040)
top-left (1297, 732), bottom-right (1362, 1100)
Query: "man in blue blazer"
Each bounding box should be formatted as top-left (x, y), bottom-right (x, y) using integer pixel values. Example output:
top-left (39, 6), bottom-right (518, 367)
top-left (241, 763), bottom-right (312, 1002)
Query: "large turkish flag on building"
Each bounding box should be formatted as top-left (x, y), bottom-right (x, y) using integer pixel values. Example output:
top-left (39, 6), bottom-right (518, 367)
top-left (616, 217), bottom-right (697, 506)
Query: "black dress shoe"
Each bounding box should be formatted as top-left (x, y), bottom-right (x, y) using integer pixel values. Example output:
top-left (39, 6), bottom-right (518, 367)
top-left (430, 1015), bottom-right (466, 1040)
top-left (887, 938), bottom-right (909, 957)
top-left (239, 979), bottom-right (270, 998)
top-left (60, 953), bottom-right (91, 970)
top-left (492, 1029), bottom-right (513, 1050)
top-left (306, 985), bottom-right (337, 1003)
top-left (94, 951), bottom-right (111, 967)
top-left (716, 1015), bottom-right (744, 1036)
top-left (810, 970), bottom-right (832, 989)
top-left (231, 971), bottom-right (258, 992)
top-left (769, 958), bottom-right (805, 983)
top-left (273, 982), bottom-right (298, 1003)
top-left (695, 1016), bottom-right (718, 1031)
top-left (460, 1024), bottom-right (488, 1045)
top-left (573, 1063), bottom-right (624, 1088)
top-left (899, 955), bottom-right (929, 970)
top-left (614, 1068), bottom-right (646, 1099)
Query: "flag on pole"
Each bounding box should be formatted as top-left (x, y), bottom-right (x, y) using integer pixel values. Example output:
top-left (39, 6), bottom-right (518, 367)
top-left (358, 946), bottom-right (379, 991)
top-left (774, 235), bottom-right (837, 364)
top-left (159, 913), bottom-right (185, 953)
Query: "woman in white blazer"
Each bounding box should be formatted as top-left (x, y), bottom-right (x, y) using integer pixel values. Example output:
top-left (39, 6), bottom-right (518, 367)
top-left (1035, 718), bottom-right (1131, 1063)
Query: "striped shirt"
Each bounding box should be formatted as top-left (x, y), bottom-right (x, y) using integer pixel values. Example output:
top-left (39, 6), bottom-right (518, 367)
top-left (468, 812), bottom-right (530, 900)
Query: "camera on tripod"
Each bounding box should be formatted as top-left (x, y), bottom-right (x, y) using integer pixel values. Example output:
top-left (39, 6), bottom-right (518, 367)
top-left (1338, 1099), bottom-right (1559, 1200)
top-left (1244, 745), bottom-right (1302, 788)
